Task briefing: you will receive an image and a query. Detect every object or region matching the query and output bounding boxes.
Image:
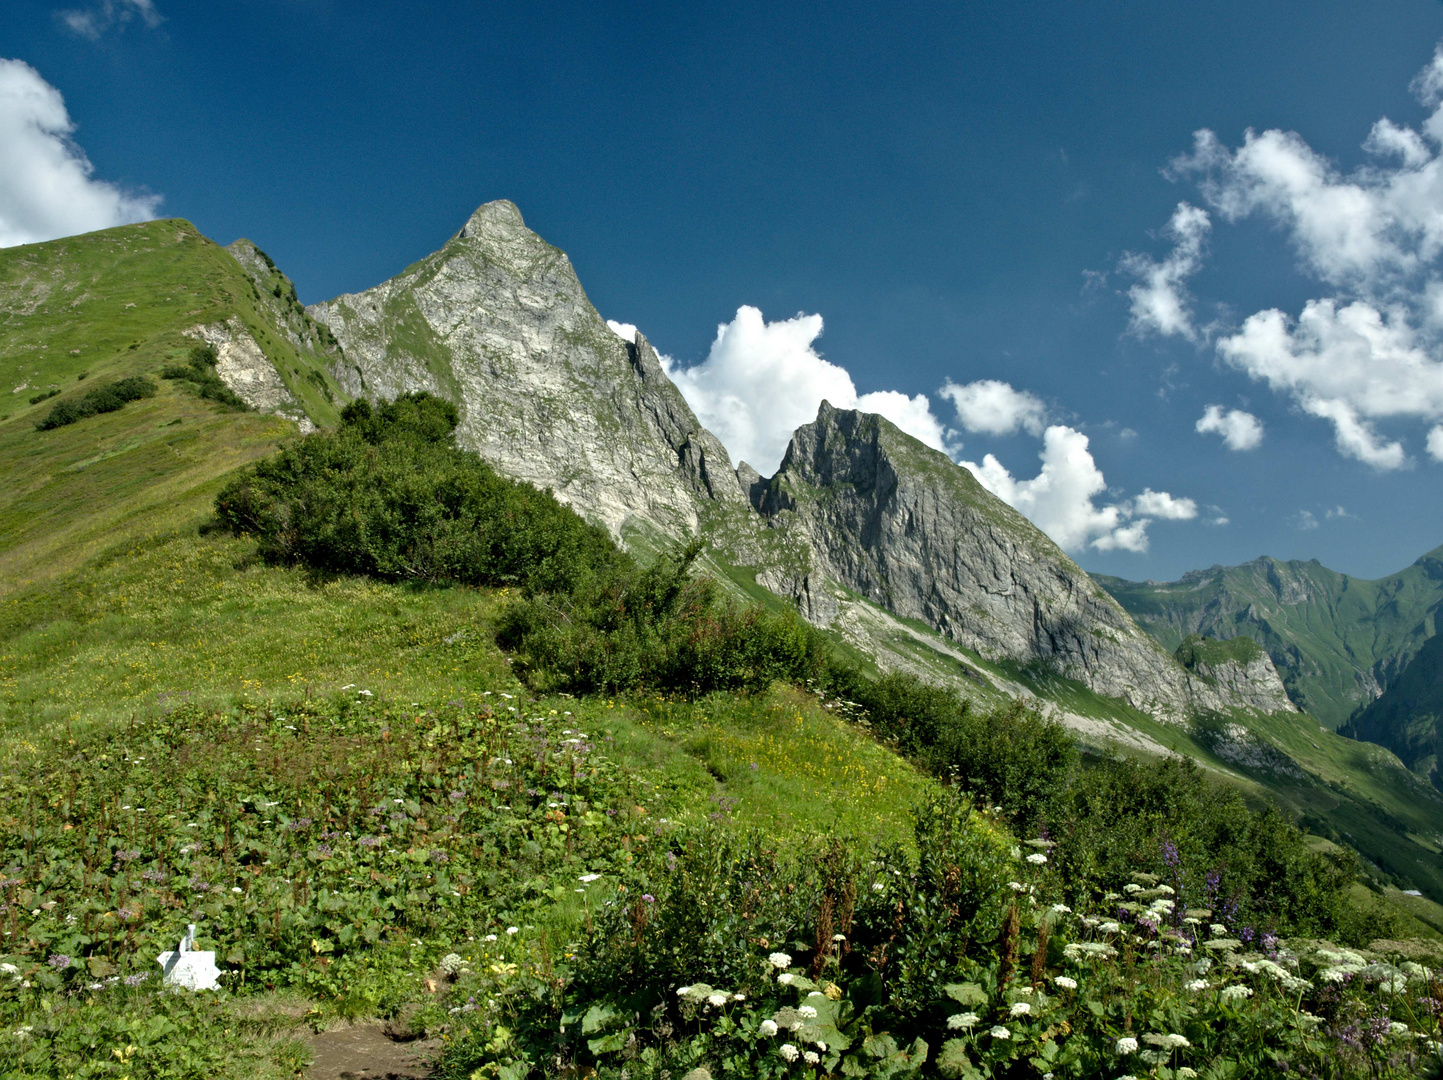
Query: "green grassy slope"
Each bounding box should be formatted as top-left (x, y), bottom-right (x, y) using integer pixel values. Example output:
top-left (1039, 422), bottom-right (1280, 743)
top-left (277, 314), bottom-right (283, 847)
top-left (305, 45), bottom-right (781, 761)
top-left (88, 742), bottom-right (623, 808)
top-left (0, 220), bottom-right (345, 596)
top-left (1096, 549), bottom-right (1443, 729)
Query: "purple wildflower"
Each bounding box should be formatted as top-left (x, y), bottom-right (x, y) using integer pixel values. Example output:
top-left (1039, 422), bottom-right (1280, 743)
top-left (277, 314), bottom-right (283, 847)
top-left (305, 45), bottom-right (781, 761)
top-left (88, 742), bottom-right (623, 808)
top-left (48, 954), bottom-right (71, 970)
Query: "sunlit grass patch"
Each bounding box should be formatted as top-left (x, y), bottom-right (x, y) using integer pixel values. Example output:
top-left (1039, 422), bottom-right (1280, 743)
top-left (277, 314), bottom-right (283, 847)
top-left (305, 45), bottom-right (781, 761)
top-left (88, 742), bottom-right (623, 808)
top-left (615, 685), bottom-right (932, 846)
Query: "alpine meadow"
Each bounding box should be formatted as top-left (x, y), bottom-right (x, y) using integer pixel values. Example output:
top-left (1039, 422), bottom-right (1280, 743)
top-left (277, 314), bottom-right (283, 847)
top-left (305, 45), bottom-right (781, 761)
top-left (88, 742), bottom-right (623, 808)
top-left (0, 195), bottom-right (1441, 1080)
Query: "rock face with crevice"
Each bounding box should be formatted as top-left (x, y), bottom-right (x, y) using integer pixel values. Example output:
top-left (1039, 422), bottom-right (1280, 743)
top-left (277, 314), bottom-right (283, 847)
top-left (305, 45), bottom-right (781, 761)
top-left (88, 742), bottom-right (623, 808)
top-left (183, 318), bottom-right (314, 432)
top-left (752, 403), bottom-right (1203, 717)
top-left (309, 201), bottom-right (753, 544)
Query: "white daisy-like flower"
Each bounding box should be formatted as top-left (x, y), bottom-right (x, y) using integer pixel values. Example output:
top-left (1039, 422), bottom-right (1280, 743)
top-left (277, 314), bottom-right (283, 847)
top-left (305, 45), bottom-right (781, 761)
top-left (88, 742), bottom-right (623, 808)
top-left (803, 1050), bottom-right (820, 1065)
top-left (948, 1012), bottom-right (980, 1030)
top-left (706, 992), bottom-right (728, 1008)
top-left (1053, 976), bottom-right (1078, 990)
top-left (1116, 1036), bottom-right (1138, 1055)
top-left (1220, 985), bottom-right (1253, 1001)
top-left (1026, 853), bottom-right (1048, 864)
top-left (1184, 979), bottom-right (1209, 992)
top-left (768, 952), bottom-right (792, 969)
top-left (779, 1043), bottom-right (800, 1062)
top-left (777, 973), bottom-right (795, 985)
top-left (989, 1026), bottom-right (1011, 1040)
top-left (1051, 903), bottom-right (1072, 913)
top-left (798, 1005), bottom-right (818, 1019)
top-left (759, 1019), bottom-right (779, 1037)
top-left (1009, 1002), bottom-right (1032, 1018)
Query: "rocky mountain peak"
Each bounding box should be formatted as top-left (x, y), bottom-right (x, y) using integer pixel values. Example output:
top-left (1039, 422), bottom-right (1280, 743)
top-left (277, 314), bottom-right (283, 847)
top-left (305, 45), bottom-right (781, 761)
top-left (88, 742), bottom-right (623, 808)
top-left (456, 199), bottom-right (527, 240)
top-left (309, 200), bottom-right (750, 545)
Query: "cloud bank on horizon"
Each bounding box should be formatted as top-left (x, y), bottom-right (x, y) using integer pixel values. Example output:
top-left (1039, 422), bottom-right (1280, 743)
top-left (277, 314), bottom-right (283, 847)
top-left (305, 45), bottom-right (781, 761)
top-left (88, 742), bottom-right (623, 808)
top-left (613, 308), bottom-right (1197, 555)
top-left (1122, 42), bottom-right (1443, 471)
top-left (0, 59), bottom-right (160, 248)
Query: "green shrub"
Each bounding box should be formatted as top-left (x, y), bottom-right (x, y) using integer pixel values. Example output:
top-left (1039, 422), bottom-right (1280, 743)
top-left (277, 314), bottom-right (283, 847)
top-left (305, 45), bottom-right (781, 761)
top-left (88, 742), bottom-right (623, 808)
top-left (161, 344), bottom-right (250, 410)
top-left (823, 668), bottom-right (1356, 942)
top-left (497, 542), bottom-right (831, 696)
top-left (214, 392), bottom-right (622, 592)
top-left (34, 375), bottom-right (156, 430)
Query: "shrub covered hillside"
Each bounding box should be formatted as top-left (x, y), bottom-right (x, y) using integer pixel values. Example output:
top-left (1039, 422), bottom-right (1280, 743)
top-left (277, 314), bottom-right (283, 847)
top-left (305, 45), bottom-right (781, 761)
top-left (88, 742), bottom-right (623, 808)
top-left (1, 393), bottom-right (1441, 1079)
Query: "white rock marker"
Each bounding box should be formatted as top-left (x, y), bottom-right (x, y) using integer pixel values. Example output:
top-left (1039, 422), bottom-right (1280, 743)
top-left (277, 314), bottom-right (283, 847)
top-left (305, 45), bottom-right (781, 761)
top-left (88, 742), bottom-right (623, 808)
top-left (156, 925), bottom-right (221, 990)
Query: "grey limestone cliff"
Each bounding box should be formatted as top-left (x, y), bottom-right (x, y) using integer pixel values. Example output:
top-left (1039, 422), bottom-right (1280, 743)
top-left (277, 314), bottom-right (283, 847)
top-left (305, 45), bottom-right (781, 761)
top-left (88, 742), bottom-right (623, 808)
top-left (752, 403), bottom-right (1214, 718)
top-left (308, 201), bottom-right (753, 545)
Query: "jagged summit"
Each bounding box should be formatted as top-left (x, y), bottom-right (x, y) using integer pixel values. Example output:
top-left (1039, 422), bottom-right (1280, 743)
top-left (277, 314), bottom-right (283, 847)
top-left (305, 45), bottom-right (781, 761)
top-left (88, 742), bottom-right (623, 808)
top-left (456, 199), bottom-right (527, 240)
top-left (308, 200), bottom-right (751, 543)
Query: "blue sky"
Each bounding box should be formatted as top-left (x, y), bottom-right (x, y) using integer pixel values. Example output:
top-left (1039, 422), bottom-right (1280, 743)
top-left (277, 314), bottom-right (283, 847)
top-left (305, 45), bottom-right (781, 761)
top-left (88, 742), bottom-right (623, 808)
top-left (4, 1), bottom-right (1443, 581)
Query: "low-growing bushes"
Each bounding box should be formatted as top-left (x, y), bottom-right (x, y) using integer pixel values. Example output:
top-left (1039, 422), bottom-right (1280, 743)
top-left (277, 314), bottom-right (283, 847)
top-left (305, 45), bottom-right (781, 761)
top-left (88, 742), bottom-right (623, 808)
top-left (497, 542), bottom-right (831, 696)
top-left (34, 375), bottom-right (156, 430)
top-left (162, 343), bottom-right (250, 410)
top-left (438, 795), bottom-right (1443, 1080)
top-left (214, 393), bottom-right (624, 593)
top-left (822, 669), bottom-right (1363, 943)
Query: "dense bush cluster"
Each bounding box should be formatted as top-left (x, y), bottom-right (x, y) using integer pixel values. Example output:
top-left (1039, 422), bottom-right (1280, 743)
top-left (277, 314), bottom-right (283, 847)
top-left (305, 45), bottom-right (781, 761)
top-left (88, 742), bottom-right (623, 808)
top-left (498, 542), bottom-right (831, 697)
top-left (825, 670), bottom-right (1363, 943)
top-left (439, 795), bottom-right (1443, 1080)
top-left (161, 344), bottom-right (250, 410)
top-left (214, 393), bottom-right (624, 593)
top-left (33, 375), bottom-right (155, 430)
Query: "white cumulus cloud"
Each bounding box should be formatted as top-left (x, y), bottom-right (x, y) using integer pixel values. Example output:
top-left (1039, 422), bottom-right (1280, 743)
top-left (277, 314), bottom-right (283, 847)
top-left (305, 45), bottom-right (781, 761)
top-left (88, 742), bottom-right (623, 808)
top-left (938, 378), bottom-right (1047, 436)
top-left (661, 305), bottom-right (955, 474)
top-left (1119, 202), bottom-right (1211, 341)
top-left (1128, 42), bottom-right (1443, 468)
top-left (606, 319), bottom-right (638, 343)
top-left (1129, 488), bottom-right (1198, 520)
top-left (960, 425), bottom-right (1191, 553)
top-left (1195, 405), bottom-right (1264, 450)
top-left (1429, 424), bottom-right (1443, 460)
top-left (0, 59), bottom-right (160, 248)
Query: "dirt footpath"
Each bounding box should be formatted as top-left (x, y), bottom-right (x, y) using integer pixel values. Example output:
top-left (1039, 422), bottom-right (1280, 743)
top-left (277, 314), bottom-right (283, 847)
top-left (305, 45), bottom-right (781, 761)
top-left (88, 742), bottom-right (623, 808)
top-left (305, 1024), bottom-right (440, 1079)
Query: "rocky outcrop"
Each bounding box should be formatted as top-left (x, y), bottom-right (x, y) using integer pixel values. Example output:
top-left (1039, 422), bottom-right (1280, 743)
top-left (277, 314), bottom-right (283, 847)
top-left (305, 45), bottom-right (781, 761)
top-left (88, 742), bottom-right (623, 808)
top-left (1175, 635), bottom-right (1297, 714)
top-left (227, 239), bottom-right (344, 364)
top-left (308, 201), bottom-right (754, 543)
top-left (183, 318), bottom-right (314, 432)
top-left (753, 403), bottom-right (1202, 717)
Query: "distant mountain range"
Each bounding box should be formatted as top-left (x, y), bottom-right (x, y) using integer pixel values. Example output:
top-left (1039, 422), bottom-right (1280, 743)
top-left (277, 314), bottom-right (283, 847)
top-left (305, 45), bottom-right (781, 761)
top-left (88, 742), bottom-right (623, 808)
top-left (1098, 550), bottom-right (1443, 790)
